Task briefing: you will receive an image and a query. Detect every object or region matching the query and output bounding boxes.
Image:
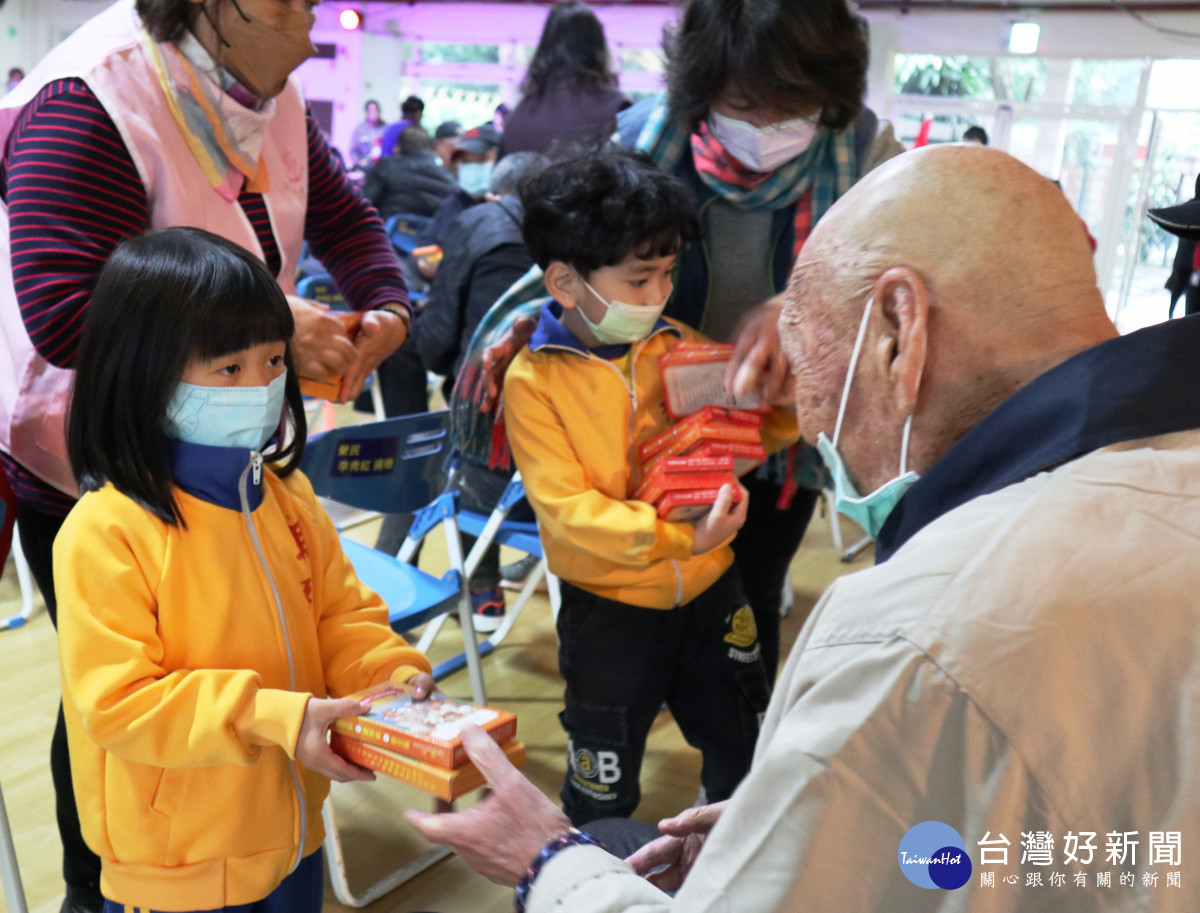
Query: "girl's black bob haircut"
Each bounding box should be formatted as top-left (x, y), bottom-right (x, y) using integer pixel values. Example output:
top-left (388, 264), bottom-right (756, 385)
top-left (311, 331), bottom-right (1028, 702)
top-left (665, 0), bottom-right (868, 133)
top-left (519, 147), bottom-right (701, 275)
top-left (67, 227), bottom-right (307, 526)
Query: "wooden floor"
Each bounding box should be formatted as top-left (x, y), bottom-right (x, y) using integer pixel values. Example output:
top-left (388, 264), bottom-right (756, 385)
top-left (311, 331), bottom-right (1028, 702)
top-left (0, 493), bottom-right (870, 913)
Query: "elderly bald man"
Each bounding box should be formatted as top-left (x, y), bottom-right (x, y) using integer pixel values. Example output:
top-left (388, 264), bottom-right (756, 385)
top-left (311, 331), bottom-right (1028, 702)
top-left (403, 145), bottom-right (1200, 912)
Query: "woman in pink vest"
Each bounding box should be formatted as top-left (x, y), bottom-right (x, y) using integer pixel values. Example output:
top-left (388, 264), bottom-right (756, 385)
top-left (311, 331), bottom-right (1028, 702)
top-left (0, 3), bottom-right (413, 911)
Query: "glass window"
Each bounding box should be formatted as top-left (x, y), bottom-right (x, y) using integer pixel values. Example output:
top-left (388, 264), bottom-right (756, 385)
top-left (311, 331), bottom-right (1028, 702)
top-left (1069, 60), bottom-right (1143, 108)
top-left (893, 55), bottom-right (994, 99)
top-left (993, 58), bottom-right (1049, 104)
top-left (420, 43), bottom-right (500, 65)
top-left (616, 47), bottom-right (666, 74)
top-left (1147, 60), bottom-right (1200, 110)
top-left (420, 82), bottom-right (502, 130)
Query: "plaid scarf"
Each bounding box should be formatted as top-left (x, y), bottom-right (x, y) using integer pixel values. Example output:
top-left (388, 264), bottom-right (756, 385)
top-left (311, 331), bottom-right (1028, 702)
top-left (636, 94), bottom-right (857, 261)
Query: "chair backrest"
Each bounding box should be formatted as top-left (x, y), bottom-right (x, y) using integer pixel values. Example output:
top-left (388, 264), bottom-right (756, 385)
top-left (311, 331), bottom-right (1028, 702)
top-left (385, 213), bottom-right (432, 256)
top-left (302, 411), bottom-right (451, 514)
top-left (295, 273), bottom-right (346, 309)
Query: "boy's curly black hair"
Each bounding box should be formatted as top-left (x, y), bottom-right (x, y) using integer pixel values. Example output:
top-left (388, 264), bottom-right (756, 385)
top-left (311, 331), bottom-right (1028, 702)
top-left (518, 147), bottom-right (701, 276)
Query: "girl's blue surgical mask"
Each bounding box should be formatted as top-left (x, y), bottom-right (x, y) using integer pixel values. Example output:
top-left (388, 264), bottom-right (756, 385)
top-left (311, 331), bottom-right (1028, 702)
top-left (458, 161), bottom-right (493, 196)
top-left (815, 297), bottom-right (920, 539)
top-left (164, 371), bottom-right (287, 450)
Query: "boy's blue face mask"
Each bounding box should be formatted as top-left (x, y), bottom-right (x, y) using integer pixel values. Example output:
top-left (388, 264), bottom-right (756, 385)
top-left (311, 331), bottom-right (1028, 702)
top-left (815, 297), bottom-right (919, 539)
top-left (164, 372), bottom-right (287, 450)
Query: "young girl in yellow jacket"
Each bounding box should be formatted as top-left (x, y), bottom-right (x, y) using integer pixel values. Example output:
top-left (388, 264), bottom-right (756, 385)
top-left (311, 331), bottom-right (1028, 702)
top-left (53, 227), bottom-right (433, 913)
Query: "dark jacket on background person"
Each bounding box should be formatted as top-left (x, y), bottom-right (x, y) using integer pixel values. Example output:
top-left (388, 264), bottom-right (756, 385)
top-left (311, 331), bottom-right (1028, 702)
top-left (411, 194), bottom-right (532, 382)
top-left (362, 149), bottom-right (458, 220)
top-left (501, 82), bottom-right (629, 157)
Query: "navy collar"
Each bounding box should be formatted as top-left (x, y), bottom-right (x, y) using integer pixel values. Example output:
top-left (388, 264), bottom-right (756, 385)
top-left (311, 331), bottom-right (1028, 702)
top-left (528, 299), bottom-right (678, 357)
top-left (875, 316), bottom-right (1200, 562)
top-left (169, 440), bottom-right (264, 512)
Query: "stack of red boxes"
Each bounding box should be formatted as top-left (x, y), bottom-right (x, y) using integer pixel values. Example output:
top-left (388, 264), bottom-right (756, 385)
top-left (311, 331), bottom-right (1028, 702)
top-left (636, 405), bottom-right (767, 521)
top-left (635, 339), bottom-right (773, 521)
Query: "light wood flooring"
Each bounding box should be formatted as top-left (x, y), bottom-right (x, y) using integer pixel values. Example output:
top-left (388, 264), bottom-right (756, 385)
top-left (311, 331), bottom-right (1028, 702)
top-left (0, 484), bottom-right (870, 913)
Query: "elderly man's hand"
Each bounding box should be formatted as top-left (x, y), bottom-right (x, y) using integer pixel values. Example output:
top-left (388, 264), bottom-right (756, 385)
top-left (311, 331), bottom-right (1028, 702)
top-left (726, 294), bottom-right (795, 407)
top-left (404, 724), bottom-right (571, 886)
top-left (339, 307), bottom-right (409, 402)
top-left (626, 800), bottom-right (729, 892)
top-left (479, 314), bottom-right (538, 413)
top-left (288, 296), bottom-right (358, 385)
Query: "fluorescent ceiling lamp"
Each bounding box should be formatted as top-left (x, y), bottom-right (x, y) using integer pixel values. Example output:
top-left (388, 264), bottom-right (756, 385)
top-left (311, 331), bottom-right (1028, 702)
top-left (1009, 22), bottom-right (1040, 55)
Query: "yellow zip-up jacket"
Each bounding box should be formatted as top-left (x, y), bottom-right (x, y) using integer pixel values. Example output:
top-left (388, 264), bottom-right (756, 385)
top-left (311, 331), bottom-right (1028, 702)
top-left (503, 304), bottom-right (799, 609)
top-left (53, 443), bottom-right (431, 911)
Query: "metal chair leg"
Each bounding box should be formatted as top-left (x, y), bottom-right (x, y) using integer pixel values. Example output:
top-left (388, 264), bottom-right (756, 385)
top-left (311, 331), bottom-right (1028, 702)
top-left (321, 794), bottom-right (448, 908)
top-left (0, 778), bottom-right (28, 913)
top-left (1, 525), bottom-right (40, 632)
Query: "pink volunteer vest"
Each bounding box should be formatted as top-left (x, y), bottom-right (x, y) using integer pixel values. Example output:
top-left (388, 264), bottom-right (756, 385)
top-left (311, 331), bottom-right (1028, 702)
top-left (0, 0), bottom-right (308, 496)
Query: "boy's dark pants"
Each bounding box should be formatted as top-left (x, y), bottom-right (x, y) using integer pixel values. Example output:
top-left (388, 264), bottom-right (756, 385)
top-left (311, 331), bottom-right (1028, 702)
top-left (556, 568), bottom-right (770, 826)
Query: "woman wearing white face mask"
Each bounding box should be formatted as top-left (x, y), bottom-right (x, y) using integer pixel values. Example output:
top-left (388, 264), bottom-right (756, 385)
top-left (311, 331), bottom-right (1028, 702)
top-left (610, 0), bottom-right (905, 686)
top-left (0, 3), bottom-right (414, 910)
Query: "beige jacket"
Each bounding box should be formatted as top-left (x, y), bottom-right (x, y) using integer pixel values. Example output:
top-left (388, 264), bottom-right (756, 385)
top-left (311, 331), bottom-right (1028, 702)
top-left (529, 429), bottom-right (1200, 913)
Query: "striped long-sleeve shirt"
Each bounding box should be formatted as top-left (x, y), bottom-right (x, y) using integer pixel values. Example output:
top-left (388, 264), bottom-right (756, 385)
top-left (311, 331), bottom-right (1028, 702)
top-left (1, 77), bottom-right (409, 515)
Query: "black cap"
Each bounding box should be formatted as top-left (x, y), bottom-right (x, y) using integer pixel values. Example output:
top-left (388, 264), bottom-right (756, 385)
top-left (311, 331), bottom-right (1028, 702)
top-left (435, 120), bottom-right (462, 141)
top-left (452, 123), bottom-right (501, 159)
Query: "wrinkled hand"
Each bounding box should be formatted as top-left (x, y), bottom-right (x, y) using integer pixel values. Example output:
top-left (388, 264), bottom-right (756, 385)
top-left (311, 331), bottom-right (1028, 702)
top-left (406, 672), bottom-right (436, 699)
top-left (339, 307), bottom-right (409, 403)
top-left (725, 295), bottom-right (794, 407)
top-left (480, 315), bottom-right (537, 413)
top-left (626, 800), bottom-right (729, 892)
top-left (288, 296), bottom-right (358, 384)
top-left (691, 482), bottom-right (749, 555)
top-left (404, 724), bottom-right (571, 886)
top-left (295, 697), bottom-right (376, 783)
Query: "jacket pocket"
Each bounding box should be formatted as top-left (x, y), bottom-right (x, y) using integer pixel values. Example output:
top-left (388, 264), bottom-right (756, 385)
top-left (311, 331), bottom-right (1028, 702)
top-left (149, 768), bottom-right (188, 819)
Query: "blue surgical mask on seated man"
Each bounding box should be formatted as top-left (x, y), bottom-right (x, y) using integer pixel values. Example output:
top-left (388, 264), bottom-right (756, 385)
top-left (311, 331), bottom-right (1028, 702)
top-left (164, 371), bottom-right (287, 450)
top-left (815, 297), bottom-right (920, 539)
top-left (458, 160), bottom-right (494, 196)
top-left (575, 270), bottom-right (670, 346)
top-left (708, 110), bottom-right (821, 173)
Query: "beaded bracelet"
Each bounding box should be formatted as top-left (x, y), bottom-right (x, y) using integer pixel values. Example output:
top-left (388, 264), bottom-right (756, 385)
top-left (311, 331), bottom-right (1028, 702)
top-left (513, 828), bottom-right (602, 913)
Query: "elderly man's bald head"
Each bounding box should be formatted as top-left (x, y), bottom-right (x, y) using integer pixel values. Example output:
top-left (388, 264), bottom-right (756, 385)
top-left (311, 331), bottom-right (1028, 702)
top-left (781, 145), bottom-right (1116, 495)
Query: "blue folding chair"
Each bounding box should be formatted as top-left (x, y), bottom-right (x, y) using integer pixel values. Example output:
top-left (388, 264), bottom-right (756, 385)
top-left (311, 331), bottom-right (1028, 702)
top-left (302, 411), bottom-right (489, 906)
top-left (294, 275), bottom-right (386, 422)
top-left (414, 461), bottom-right (557, 673)
top-left (383, 213), bottom-right (431, 257)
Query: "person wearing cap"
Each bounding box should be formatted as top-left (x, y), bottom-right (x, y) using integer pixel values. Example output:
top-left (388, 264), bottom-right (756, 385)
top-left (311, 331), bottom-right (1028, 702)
top-left (1149, 174), bottom-right (1200, 318)
top-left (434, 119), bottom-right (464, 168)
top-left (417, 123), bottom-right (503, 255)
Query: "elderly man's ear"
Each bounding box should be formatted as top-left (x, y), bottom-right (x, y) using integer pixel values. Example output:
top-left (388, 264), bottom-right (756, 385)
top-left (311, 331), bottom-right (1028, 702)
top-left (872, 266), bottom-right (929, 416)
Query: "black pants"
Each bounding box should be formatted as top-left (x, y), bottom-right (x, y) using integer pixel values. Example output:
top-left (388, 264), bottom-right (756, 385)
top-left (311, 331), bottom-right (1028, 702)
top-left (731, 475), bottom-right (820, 684)
top-left (17, 502), bottom-right (103, 890)
top-left (556, 568), bottom-right (769, 826)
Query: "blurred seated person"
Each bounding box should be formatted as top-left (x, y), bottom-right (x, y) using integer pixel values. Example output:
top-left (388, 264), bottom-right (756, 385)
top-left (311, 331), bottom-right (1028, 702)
top-left (433, 120), bottom-right (463, 168)
top-left (350, 98), bottom-right (387, 168)
top-left (363, 125), bottom-right (459, 220)
top-left (409, 150), bottom-right (549, 630)
top-left (416, 123), bottom-right (503, 279)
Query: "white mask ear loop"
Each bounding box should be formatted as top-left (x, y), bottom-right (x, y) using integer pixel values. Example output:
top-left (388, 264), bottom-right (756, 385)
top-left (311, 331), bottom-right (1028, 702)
top-left (831, 296), bottom-right (874, 448)
top-left (900, 413), bottom-right (913, 475)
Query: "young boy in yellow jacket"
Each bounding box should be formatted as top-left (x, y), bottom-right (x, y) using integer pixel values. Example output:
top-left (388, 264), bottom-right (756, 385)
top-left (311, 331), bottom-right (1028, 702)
top-left (504, 150), bottom-right (799, 824)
